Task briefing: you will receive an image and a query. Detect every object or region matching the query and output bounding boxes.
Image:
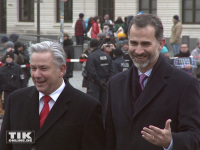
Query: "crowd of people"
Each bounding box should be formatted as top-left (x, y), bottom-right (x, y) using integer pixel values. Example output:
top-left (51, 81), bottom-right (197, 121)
top-left (1, 13), bottom-right (200, 150)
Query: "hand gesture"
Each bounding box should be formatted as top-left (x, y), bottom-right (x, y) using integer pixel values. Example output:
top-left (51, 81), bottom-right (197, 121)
top-left (141, 119), bottom-right (172, 148)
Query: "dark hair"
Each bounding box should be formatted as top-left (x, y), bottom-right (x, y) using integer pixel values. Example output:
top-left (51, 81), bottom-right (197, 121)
top-left (14, 41), bottom-right (24, 48)
top-left (93, 16), bottom-right (100, 22)
top-left (173, 15), bottom-right (179, 21)
top-left (115, 16), bottom-right (124, 24)
top-left (128, 14), bottom-right (164, 42)
top-left (113, 48), bottom-right (123, 57)
top-left (9, 33), bottom-right (19, 43)
top-left (79, 13), bottom-right (84, 18)
top-left (6, 51), bottom-right (14, 60)
top-left (1, 35), bottom-right (9, 43)
top-left (90, 38), bottom-right (99, 48)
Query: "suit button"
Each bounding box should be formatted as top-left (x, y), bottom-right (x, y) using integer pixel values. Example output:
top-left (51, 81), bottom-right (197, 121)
top-left (31, 145), bottom-right (36, 150)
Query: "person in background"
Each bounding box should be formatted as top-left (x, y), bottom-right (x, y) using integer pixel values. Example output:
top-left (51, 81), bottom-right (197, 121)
top-left (170, 15), bottom-right (182, 56)
top-left (102, 42), bottom-right (115, 59)
top-left (124, 15), bottom-right (134, 36)
top-left (14, 41), bottom-right (30, 85)
top-left (0, 51), bottom-right (26, 110)
top-left (9, 33), bottom-right (19, 44)
top-left (86, 17), bottom-right (94, 40)
top-left (174, 43), bottom-right (196, 75)
top-left (97, 33), bottom-right (106, 46)
top-left (91, 16), bottom-right (101, 39)
top-left (116, 40), bottom-right (124, 49)
top-left (113, 16), bottom-right (126, 37)
top-left (0, 41), bottom-right (105, 150)
top-left (121, 39), bottom-right (132, 68)
top-left (160, 45), bottom-right (173, 65)
top-left (0, 41), bottom-right (24, 65)
top-left (100, 33), bottom-right (116, 50)
top-left (0, 35), bottom-right (9, 55)
top-left (80, 45), bottom-right (92, 92)
top-left (105, 13), bottom-right (200, 150)
top-left (112, 48), bottom-right (129, 74)
top-left (191, 37), bottom-right (200, 82)
top-left (60, 31), bottom-right (74, 81)
top-left (75, 13), bottom-right (86, 45)
top-left (116, 32), bottom-right (127, 41)
top-left (101, 14), bottom-right (114, 37)
top-left (86, 39), bottom-right (114, 123)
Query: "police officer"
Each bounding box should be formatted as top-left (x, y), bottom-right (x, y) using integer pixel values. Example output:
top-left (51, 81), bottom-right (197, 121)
top-left (112, 48), bottom-right (129, 74)
top-left (0, 52), bottom-right (26, 109)
top-left (86, 38), bottom-right (114, 121)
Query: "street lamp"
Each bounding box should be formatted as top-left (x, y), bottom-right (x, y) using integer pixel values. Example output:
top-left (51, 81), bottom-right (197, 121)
top-left (37, 0), bottom-right (40, 43)
top-left (60, 0), bottom-right (68, 46)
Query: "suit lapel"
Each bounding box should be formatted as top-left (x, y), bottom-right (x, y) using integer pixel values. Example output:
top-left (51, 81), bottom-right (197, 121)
top-left (121, 67), bottom-right (135, 119)
top-left (25, 87), bottom-right (40, 134)
top-left (35, 81), bottom-right (73, 140)
top-left (132, 55), bottom-right (171, 119)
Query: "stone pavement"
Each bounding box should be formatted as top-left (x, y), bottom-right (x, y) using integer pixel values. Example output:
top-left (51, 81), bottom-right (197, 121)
top-left (69, 70), bottom-right (87, 93)
top-left (0, 70), bottom-right (86, 128)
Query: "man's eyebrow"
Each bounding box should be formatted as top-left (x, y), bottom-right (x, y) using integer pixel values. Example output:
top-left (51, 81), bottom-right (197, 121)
top-left (129, 40), bottom-right (138, 44)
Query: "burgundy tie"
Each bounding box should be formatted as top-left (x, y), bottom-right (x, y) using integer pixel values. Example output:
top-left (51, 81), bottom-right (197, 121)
top-left (139, 74), bottom-right (148, 90)
top-left (40, 95), bottom-right (51, 128)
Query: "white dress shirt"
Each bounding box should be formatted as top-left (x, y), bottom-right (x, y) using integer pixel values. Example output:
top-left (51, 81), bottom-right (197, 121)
top-left (39, 79), bottom-right (66, 114)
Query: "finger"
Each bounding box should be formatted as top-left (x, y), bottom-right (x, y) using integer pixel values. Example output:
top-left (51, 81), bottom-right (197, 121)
top-left (148, 125), bottom-right (163, 134)
top-left (165, 119), bottom-right (172, 131)
top-left (141, 130), bottom-right (155, 141)
top-left (142, 127), bottom-right (154, 135)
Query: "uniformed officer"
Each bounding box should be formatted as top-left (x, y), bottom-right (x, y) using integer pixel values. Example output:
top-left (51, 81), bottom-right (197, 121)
top-left (0, 51), bottom-right (26, 109)
top-left (112, 48), bottom-right (129, 74)
top-left (86, 38), bottom-right (114, 121)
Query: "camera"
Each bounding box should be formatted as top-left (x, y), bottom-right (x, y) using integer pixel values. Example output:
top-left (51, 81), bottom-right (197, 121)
top-left (106, 44), bottom-right (110, 47)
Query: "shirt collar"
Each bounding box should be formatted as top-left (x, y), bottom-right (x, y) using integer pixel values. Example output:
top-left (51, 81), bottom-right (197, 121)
top-left (39, 79), bottom-right (66, 102)
top-left (138, 68), bottom-right (153, 77)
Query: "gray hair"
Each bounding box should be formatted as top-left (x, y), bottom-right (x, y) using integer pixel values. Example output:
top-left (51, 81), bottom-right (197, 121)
top-left (128, 13), bottom-right (164, 42)
top-left (29, 41), bottom-right (66, 68)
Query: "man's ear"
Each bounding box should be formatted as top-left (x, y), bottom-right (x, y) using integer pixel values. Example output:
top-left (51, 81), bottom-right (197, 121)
top-left (158, 38), bottom-right (166, 52)
top-left (59, 64), bottom-right (66, 78)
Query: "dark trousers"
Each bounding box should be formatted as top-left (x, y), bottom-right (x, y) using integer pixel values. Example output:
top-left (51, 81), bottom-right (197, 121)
top-left (75, 36), bottom-right (84, 45)
top-left (87, 81), bottom-right (107, 124)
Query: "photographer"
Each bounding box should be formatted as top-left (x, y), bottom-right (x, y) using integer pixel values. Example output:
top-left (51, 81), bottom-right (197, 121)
top-left (101, 42), bottom-right (116, 59)
top-left (0, 41), bottom-right (24, 65)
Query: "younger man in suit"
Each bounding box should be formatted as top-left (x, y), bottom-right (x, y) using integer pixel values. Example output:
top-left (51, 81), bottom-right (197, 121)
top-left (0, 41), bottom-right (105, 150)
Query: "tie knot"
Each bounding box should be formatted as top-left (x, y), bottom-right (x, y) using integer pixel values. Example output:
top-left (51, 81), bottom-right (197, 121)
top-left (43, 95), bottom-right (51, 104)
top-left (139, 74), bottom-right (148, 85)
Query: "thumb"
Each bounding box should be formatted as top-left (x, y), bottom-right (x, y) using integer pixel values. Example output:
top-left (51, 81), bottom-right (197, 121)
top-left (165, 119), bottom-right (172, 131)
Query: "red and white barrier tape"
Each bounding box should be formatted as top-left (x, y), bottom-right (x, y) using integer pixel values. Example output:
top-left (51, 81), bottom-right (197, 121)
top-left (66, 59), bottom-right (87, 62)
top-left (1, 56), bottom-right (200, 68)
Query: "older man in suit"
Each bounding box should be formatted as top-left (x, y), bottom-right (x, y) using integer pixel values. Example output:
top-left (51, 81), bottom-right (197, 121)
top-left (0, 41), bottom-right (105, 150)
top-left (105, 14), bottom-right (200, 150)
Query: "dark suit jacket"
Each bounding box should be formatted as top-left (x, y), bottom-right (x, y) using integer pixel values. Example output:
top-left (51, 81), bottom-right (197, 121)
top-left (0, 81), bottom-right (105, 150)
top-left (105, 55), bottom-right (200, 150)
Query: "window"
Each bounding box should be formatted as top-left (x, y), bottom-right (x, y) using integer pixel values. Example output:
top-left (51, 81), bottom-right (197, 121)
top-left (19, 0), bottom-right (34, 22)
top-left (98, 0), bottom-right (115, 21)
top-left (139, 0), bottom-right (157, 15)
top-left (0, 0), bottom-right (6, 32)
top-left (182, 0), bottom-right (200, 24)
top-left (56, 0), bottom-right (73, 23)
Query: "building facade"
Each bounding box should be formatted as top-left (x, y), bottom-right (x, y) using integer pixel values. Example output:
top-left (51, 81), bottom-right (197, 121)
top-left (1, 0), bottom-right (200, 42)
